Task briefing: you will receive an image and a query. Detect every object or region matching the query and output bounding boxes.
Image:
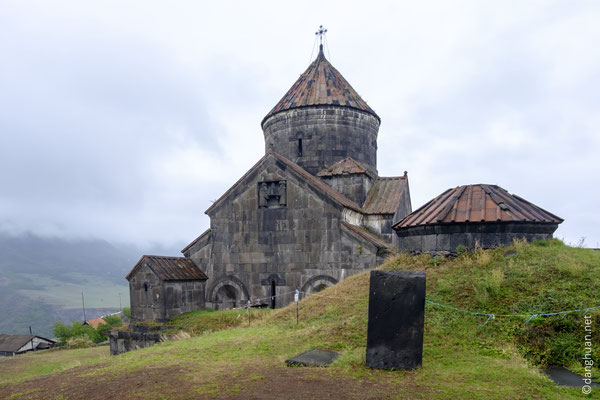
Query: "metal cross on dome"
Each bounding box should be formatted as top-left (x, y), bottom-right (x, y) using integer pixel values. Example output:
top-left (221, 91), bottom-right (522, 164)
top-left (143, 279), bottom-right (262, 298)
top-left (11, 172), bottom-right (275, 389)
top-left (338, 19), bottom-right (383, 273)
top-left (315, 25), bottom-right (328, 45)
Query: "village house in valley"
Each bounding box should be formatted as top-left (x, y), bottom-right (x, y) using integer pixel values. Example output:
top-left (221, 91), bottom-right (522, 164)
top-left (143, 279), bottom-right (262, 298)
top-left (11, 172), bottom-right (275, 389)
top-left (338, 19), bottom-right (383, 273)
top-left (0, 334), bottom-right (55, 357)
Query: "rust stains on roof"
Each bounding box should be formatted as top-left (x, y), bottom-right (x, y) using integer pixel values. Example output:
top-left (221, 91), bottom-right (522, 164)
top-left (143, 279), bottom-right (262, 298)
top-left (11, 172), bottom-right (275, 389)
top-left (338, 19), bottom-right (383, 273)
top-left (262, 45), bottom-right (379, 126)
top-left (393, 184), bottom-right (563, 229)
top-left (126, 255), bottom-right (208, 281)
top-left (340, 221), bottom-right (395, 251)
top-left (362, 175), bottom-right (409, 215)
top-left (316, 157), bottom-right (375, 178)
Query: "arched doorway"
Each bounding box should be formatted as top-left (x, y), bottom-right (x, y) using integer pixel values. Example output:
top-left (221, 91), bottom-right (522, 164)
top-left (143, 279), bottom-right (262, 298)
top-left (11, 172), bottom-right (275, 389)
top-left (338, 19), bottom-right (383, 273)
top-left (208, 276), bottom-right (249, 310)
top-left (215, 285), bottom-right (238, 309)
top-left (300, 275), bottom-right (339, 297)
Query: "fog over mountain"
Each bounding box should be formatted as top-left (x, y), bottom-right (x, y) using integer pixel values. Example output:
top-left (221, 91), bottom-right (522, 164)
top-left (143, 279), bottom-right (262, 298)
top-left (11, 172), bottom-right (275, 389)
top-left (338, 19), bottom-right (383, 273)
top-left (1, 1), bottom-right (599, 248)
top-left (0, 231), bottom-right (184, 337)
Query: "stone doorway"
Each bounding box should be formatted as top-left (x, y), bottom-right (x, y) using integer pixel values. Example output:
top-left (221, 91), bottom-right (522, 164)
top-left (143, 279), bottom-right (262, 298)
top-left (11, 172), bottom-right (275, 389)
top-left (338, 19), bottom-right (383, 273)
top-left (215, 284), bottom-right (238, 309)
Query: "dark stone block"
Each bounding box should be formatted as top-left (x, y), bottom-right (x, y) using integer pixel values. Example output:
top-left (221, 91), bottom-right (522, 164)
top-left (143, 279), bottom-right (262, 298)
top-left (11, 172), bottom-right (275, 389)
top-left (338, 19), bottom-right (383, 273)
top-left (285, 349), bottom-right (339, 367)
top-left (366, 270), bottom-right (426, 370)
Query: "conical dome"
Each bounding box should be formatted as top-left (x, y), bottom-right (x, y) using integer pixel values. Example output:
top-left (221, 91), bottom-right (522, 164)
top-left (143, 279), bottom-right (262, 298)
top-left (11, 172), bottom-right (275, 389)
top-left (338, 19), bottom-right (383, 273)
top-left (262, 46), bottom-right (379, 126)
top-left (262, 45), bottom-right (381, 176)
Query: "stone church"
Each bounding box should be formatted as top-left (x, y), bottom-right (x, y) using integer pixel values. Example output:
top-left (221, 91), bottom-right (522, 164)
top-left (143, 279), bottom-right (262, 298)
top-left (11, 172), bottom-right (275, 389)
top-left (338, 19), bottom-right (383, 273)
top-left (127, 38), bottom-right (563, 321)
top-left (174, 43), bottom-right (411, 311)
top-left (127, 45), bottom-right (411, 314)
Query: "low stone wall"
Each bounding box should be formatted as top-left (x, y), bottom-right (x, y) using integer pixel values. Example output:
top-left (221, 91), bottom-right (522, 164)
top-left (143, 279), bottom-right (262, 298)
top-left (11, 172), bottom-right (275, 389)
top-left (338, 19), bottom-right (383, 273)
top-left (395, 222), bottom-right (558, 254)
top-left (108, 329), bottom-right (174, 356)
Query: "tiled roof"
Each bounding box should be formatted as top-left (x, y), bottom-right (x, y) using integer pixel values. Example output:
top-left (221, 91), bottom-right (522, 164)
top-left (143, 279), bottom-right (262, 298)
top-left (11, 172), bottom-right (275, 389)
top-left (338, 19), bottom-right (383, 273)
top-left (262, 45), bottom-right (379, 126)
top-left (126, 256), bottom-right (208, 281)
top-left (181, 229), bottom-right (211, 253)
top-left (340, 221), bottom-right (395, 251)
top-left (205, 150), bottom-right (363, 215)
top-left (362, 175), bottom-right (408, 214)
top-left (394, 184), bottom-right (564, 229)
top-left (316, 157), bottom-right (374, 178)
top-left (85, 318), bottom-right (106, 329)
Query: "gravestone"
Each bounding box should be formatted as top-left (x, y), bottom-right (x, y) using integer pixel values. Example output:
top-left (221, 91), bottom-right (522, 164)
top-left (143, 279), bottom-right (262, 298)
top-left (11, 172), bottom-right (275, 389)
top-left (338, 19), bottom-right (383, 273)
top-left (365, 270), bottom-right (426, 369)
top-left (285, 349), bottom-right (339, 367)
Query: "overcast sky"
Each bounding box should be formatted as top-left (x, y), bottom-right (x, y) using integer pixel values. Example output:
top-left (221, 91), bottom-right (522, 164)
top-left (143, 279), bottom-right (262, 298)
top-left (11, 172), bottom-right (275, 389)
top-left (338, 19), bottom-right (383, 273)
top-left (1, 0), bottom-right (599, 248)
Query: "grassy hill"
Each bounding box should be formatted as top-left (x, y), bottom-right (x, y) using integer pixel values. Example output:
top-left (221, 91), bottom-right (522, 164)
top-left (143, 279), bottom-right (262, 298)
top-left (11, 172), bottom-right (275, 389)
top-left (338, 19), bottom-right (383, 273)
top-left (1, 239), bottom-right (598, 399)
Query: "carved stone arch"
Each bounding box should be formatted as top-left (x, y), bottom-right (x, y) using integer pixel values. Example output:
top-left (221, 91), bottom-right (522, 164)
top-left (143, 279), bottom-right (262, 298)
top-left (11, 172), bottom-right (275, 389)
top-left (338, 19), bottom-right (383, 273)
top-left (208, 275), bottom-right (249, 309)
top-left (300, 275), bottom-right (338, 297)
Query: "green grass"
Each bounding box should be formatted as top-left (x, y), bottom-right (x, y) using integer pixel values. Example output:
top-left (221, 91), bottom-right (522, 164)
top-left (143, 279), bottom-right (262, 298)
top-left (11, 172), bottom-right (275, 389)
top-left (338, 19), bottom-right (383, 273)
top-left (0, 346), bottom-right (109, 385)
top-left (1, 239), bottom-right (598, 399)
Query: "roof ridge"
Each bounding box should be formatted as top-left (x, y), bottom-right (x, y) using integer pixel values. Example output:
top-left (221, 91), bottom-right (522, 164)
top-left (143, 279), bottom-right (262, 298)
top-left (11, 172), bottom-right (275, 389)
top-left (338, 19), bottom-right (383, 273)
top-left (393, 184), bottom-right (563, 229)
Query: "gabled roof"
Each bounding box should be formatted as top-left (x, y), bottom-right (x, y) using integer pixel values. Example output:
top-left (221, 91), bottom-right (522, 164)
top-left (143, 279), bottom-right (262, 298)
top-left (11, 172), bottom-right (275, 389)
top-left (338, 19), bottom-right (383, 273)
top-left (181, 228), bottom-right (211, 254)
top-left (0, 334), bottom-right (55, 353)
top-left (340, 221), bottom-right (395, 251)
top-left (262, 45), bottom-right (379, 126)
top-left (316, 157), bottom-right (375, 178)
top-left (362, 175), bottom-right (409, 214)
top-left (205, 150), bottom-right (362, 215)
top-left (394, 184), bottom-right (564, 229)
top-left (126, 256), bottom-right (208, 281)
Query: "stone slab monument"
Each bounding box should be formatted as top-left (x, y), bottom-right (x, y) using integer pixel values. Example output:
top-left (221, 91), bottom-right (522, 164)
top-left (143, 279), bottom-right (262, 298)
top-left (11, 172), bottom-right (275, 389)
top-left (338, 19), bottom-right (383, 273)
top-left (365, 270), bottom-right (426, 369)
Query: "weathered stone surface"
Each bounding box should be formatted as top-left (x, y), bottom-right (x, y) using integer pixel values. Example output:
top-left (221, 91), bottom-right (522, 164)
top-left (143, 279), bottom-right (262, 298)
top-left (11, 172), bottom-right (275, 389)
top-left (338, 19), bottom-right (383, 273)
top-left (128, 264), bottom-right (206, 322)
top-left (396, 222), bottom-right (558, 254)
top-left (285, 349), bottom-right (339, 367)
top-left (365, 270), bottom-right (426, 370)
top-left (262, 107), bottom-right (380, 176)
top-left (108, 329), bottom-right (175, 356)
top-left (192, 155), bottom-right (385, 310)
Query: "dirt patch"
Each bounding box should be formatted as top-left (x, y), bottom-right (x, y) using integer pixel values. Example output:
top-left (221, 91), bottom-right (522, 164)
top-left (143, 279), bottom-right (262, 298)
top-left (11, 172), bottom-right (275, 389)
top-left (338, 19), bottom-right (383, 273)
top-left (1, 361), bottom-right (424, 400)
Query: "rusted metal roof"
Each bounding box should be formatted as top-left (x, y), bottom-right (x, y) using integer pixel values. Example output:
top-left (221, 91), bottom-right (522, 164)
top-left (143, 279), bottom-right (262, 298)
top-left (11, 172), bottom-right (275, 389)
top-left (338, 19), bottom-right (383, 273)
top-left (85, 318), bottom-right (106, 329)
top-left (126, 256), bottom-right (208, 281)
top-left (362, 175), bottom-right (409, 214)
top-left (262, 45), bottom-right (379, 126)
top-left (394, 184), bottom-right (564, 229)
top-left (316, 157), bottom-right (374, 178)
top-left (340, 221), bottom-right (395, 251)
top-left (181, 228), bottom-right (211, 254)
top-left (205, 150), bottom-right (363, 215)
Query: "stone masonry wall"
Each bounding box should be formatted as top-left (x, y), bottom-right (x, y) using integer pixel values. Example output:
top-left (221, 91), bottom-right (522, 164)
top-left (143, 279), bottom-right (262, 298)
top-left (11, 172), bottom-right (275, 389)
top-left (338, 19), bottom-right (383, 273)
top-left (396, 222), bottom-right (559, 254)
top-left (129, 265), bottom-right (163, 322)
top-left (129, 265), bottom-right (206, 322)
top-left (262, 107), bottom-right (380, 175)
top-left (197, 157), bottom-right (381, 309)
top-left (320, 174), bottom-right (373, 207)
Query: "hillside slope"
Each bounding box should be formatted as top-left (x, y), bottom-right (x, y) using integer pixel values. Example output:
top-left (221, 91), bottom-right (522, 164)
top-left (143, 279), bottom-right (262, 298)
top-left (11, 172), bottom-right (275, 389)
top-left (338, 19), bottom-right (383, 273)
top-left (1, 239), bottom-right (598, 399)
top-left (0, 232), bottom-right (184, 337)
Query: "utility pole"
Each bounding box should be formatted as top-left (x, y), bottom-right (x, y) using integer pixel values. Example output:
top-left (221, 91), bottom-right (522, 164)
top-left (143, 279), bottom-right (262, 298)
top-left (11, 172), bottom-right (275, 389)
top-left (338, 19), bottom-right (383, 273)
top-left (81, 292), bottom-right (87, 322)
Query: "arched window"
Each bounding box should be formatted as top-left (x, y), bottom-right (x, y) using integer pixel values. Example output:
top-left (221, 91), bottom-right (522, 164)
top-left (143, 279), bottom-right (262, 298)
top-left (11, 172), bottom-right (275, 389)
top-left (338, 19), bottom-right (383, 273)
top-left (297, 138), bottom-right (303, 157)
